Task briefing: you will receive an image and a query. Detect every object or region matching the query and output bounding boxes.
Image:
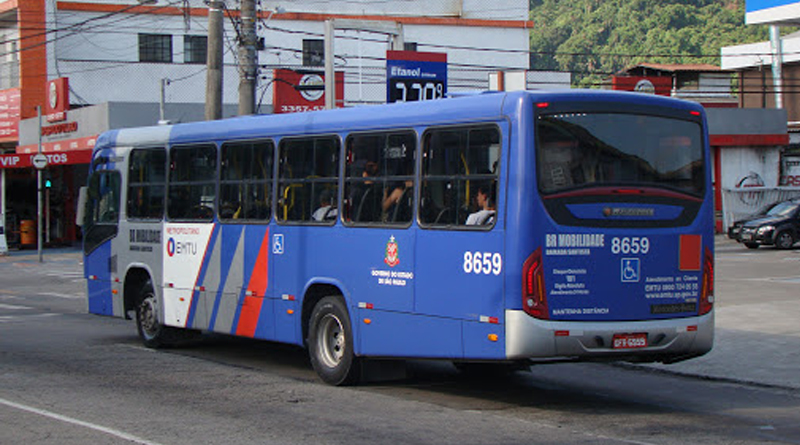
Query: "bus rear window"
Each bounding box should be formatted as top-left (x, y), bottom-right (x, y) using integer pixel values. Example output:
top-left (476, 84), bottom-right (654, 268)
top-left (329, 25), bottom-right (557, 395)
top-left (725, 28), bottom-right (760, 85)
top-left (537, 113), bottom-right (704, 196)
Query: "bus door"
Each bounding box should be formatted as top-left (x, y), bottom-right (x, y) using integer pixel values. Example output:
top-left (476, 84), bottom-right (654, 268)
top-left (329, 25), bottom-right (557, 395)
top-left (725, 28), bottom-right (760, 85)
top-left (82, 169), bottom-right (122, 317)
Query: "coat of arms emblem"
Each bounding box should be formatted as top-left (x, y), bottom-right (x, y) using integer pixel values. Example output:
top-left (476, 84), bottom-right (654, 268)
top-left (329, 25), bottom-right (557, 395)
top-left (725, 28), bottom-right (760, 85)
top-left (384, 235), bottom-right (399, 267)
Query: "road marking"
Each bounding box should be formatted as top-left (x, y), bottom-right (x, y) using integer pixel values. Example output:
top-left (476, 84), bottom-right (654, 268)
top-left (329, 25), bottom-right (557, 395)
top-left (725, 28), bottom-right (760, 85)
top-left (0, 397), bottom-right (166, 445)
top-left (0, 303), bottom-right (32, 310)
top-left (0, 313), bottom-right (59, 323)
top-left (38, 292), bottom-right (84, 300)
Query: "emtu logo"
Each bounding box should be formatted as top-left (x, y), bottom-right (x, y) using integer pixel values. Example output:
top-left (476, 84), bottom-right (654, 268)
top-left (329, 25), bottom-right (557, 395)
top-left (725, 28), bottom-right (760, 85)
top-left (166, 238), bottom-right (197, 257)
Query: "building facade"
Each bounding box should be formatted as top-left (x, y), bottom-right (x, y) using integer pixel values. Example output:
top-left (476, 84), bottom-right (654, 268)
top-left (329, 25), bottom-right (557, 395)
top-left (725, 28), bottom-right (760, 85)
top-left (0, 0), bottom-right (535, 247)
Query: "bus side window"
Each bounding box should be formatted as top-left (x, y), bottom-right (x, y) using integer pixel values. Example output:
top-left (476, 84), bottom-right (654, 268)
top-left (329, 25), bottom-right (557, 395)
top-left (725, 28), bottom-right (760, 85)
top-left (277, 136), bottom-right (340, 224)
top-left (420, 125), bottom-right (500, 228)
top-left (343, 131), bottom-right (415, 225)
top-left (167, 144), bottom-right (217, 221)
top-left (127, 147), bottom-right (166, 220)
top-left (219, 140), bottom-right (274, 222)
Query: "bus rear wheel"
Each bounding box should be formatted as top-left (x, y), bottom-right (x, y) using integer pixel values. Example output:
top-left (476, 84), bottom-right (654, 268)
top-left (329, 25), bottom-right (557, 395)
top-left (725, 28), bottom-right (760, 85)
top-left (308, 296), bottom-right (360, 386)
top-left (135, 282), bottom-right (182, 348)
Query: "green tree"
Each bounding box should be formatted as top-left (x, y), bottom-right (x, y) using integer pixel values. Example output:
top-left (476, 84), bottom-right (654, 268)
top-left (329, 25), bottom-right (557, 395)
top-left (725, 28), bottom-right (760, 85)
top-left (529, 0), bottom-right (784, 87)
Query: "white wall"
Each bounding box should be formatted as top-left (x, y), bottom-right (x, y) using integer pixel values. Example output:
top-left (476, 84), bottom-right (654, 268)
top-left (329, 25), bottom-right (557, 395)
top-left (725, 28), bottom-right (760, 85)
top-left (49, 0), bottom-right (530, 107)
top-left (720, 146), bottom-right (783, 189)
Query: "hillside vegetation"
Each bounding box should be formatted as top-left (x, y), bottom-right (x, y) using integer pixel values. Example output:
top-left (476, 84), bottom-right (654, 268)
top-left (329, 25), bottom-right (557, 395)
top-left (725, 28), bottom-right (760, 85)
top-left (529, 0), bottom-right (781, 86)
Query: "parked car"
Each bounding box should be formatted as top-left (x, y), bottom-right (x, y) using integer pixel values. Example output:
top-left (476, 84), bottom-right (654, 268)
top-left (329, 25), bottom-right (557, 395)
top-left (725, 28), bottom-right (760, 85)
top-left (735, 198), bottom-right (800, 249)
top-left (727, 201), bottom-right (779, 240)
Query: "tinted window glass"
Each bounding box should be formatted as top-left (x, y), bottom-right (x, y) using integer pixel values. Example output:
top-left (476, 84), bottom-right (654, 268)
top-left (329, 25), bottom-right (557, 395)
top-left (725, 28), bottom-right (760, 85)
top-left (220, 140), bottom-right (274, 221)
top-left (168, 144), bottom-right (217, 220)
top-left (420, 126), bottom-right (500, 227)
top-left (83, 171), bottom-right (121, 254)
top-left (344, 131), bottom-right (415, 225)
top-left (127, 148), bottom-right (166, 219)
top-left (537, 113), bottom-right (704, 196)
top-left (277, 136), bottom-right (340, 223)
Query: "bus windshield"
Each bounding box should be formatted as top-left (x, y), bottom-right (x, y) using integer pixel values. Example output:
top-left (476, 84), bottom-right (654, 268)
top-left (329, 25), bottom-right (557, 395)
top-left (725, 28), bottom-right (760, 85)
top-left (537, 113), bottom-right (704, 197)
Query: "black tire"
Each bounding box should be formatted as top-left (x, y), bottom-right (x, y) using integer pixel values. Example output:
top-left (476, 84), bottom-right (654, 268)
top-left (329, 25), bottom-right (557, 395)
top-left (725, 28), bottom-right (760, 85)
top-left (308, 296), bottom-right (360, 386)
top-left (744, 242), bottom-right (759, 249)
top-left (775, 230), bottom-right (795, 250)
top-left (135, 281), bottom-right (182, 348)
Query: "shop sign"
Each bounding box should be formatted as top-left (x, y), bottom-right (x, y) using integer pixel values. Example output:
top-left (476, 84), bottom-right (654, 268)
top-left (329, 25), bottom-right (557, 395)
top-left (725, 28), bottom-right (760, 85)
top-left (386, 51), bottom-right (448, 103)
top-left (0, 150), bottom-right (93, 169)
top-left (17, 135), bottom-right (96, 154)
top-left (0, 88), bottom-right (21, 139)
top-left (46, 78), bottom-right (70, 123)
top-left (273, 69), bottom-right (344, 114)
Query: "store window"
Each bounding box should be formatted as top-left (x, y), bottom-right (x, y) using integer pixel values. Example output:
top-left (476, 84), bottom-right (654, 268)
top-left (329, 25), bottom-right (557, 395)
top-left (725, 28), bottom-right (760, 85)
top-left (184, 35), bottom-right (207, 64)
top-left (139, 33), bottom-right (173, 63)
top-left (303, 39), bottom-right (324, 67)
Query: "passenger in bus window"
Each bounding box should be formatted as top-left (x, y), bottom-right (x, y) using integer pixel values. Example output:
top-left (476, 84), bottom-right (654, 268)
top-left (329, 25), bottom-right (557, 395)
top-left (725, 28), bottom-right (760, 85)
top-left (382, 180), bottom-right (412, 218)
top-left (466, 182), bottom-right (496, 225)
top-left (312, 189), bottom-right (338, 222)
top-left (351, 160), bottom-right (381, 222)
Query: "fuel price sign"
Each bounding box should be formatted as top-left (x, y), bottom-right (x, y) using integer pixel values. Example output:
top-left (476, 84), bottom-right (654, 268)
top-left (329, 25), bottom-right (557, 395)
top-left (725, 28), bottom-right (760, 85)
top-left (386, 51), bottom-right (447, 104)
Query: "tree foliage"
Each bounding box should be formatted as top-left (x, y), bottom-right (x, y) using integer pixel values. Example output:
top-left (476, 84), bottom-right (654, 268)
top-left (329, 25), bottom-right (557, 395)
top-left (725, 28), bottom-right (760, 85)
top-left (529, 0), bottom-right (783, 87)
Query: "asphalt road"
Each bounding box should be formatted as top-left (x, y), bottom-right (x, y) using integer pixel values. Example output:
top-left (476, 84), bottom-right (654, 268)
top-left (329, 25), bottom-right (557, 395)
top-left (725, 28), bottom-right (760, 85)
top-left (1, 244), bottom-right (800, 444)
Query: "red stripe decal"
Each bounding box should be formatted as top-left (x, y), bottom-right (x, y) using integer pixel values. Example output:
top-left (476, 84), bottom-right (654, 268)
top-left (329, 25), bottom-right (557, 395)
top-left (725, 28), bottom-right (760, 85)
top-left (236, 229), bottom-right (271, 337)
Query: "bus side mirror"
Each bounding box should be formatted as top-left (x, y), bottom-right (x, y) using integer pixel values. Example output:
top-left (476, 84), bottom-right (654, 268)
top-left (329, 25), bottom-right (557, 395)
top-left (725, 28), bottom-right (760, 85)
top-left (75, 186), bottom-right (88, 227)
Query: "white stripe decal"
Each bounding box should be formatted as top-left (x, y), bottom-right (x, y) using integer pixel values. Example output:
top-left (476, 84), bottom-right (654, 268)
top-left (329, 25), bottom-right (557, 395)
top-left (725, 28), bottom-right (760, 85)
top-left (0, 397), bottom-right (166, 445)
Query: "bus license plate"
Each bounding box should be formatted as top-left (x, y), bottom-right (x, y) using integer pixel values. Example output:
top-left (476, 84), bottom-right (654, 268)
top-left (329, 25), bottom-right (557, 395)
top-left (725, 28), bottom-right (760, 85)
top-left (612, 333), bottom-right (648, 349)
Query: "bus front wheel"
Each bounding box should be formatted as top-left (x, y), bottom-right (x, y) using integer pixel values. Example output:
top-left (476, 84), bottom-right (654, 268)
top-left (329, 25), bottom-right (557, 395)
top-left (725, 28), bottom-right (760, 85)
top-left (135, 282), bottom-right (181, 348)
top-left (308, 296), bottom-right (360, 386)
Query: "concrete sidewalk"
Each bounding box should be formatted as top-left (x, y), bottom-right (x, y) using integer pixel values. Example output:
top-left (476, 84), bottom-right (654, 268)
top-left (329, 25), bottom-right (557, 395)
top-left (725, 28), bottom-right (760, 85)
top-left (3, 240), bottom-right (799, 390)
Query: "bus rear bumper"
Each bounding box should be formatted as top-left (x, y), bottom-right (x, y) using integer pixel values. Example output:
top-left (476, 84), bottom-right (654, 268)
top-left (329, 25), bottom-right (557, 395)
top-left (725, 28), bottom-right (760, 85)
top-left (505, 310), bottom-right (714, 364)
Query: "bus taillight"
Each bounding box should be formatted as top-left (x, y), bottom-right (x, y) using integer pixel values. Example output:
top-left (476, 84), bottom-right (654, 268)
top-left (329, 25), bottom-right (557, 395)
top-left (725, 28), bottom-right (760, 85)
top-left (522, 248), bottom-right (549, 319)
top-left (700, 247), bottom-right (714, 315)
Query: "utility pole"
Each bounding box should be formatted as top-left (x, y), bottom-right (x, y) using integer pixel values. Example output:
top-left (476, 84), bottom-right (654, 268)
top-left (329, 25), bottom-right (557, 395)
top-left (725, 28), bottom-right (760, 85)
top-left (769, 25), bottom-right (784, 109)
top-left (205, 0), bottom-right (224, 120)
top-left (323, 20), bottom-right (404, 109)
top-left (324, 20), bottom-right (335, 110)
top-left (238, 0), bottom-right (257, 115)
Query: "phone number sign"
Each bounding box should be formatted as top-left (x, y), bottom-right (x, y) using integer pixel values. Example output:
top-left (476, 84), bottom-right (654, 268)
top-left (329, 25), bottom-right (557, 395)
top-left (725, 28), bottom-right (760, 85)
top-left (386, 51), bottom-right (447, 104)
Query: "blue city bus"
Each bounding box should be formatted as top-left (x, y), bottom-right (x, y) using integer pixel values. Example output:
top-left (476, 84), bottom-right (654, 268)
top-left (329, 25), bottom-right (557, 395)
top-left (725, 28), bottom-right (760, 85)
top-left (79, 90), bottom-right (714, 385)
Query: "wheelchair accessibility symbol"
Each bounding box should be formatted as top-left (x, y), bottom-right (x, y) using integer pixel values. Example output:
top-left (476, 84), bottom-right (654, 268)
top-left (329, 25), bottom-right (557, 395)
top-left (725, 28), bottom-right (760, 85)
top-left (621, 258), bottom-right (640, 283)
top-left (273, 234), bottom-right (285, 255)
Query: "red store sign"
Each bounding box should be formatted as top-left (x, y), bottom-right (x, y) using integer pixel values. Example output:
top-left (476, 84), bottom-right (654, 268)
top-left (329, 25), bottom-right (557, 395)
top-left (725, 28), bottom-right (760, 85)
top-left (0, 87), bottom-right (21, 139)
top-left (273, 69), bottom-right (345, 114)
top-left (0, 150), bottom-right (93, 169)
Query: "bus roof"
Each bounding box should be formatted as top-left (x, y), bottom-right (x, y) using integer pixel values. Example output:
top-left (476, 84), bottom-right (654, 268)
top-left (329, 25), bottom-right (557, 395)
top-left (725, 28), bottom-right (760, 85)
top-left (94, 90), bottom-right (704, 151)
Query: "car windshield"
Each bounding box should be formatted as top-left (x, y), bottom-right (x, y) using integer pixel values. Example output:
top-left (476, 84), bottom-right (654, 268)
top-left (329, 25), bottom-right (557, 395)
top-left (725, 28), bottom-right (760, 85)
top-left (766, 201), bottom-right (799, 217)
